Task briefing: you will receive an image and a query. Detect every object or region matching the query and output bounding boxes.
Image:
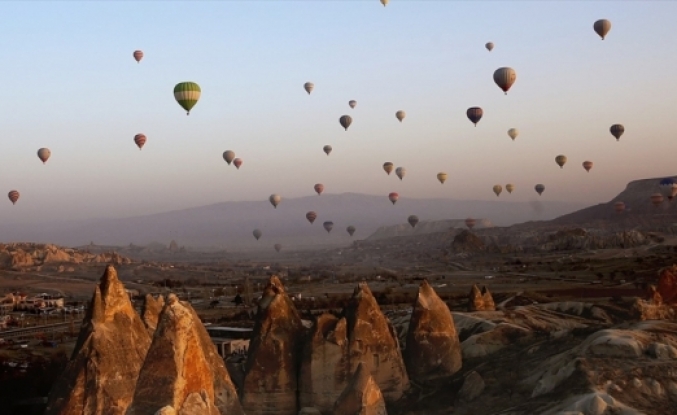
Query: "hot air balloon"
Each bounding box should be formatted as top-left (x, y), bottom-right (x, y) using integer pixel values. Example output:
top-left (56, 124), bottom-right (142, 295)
top-left (493, 67), bottom-right (516, 95)
top-left (8, 190), bottom-right (19, 205)
top-left (37, 148), bottom-right (51, 164)
top-left (555, 155), bottom-right (567, 169)
top-left (269, 194), bottom-right (281, 208)
top-left (314, 183), bottom-right (324, 195)
top-left (506, 184), bottom-right (515, 194)
top-left (347, 226), bottom-right (356, 237)
top-left (508, 128), bottom-right (518, 141)
top-left (594, 19), bottom-right (611, 40)
top-left (395, 167), bottom-right (406, 181)
top-left (467, 107), bottom-right (483, 126)
top-left (485, 42), bottom-right (494, 52)
top-left (610, 124), bottom-right (624, 141)
top-left (437, 172), bottom-right (447, 184)
top-left (493, 185), bottom-right (502, 197)
top-left (380, 0), bottom-right (388, 6)
top-left (323, 221), bottom-right (334, 233)
top-left (650, 193), bottom-right (664, 208)
top-left (306, 211), bottom-right (317, 224)
top-left (349, 100), bottom-right (357, 109)
top-left (383, 162), bottom-right (394, 175)
top-left (134, 134), bottom-right (146, 150)
top-left (323, 145), bottom-right (332, 156)
top-left (583, 161), bottom-right (593, 172)
top-left (233, 158), bottom-right (243, 169)
top-left (274, 244), bottom-right (282, 252)
top-left (465, 218), bottom-right (476, 230)
top-left (395, 110), bottom-right (406, 123)
top-left (339, 115), bottom-right (352, 131)
top-left (133, 50), bottom-right (143, 63)
top-left (253, 229), bottom-right (262, 240)
top-left (614, 201), bottom-right (625, 214)
top-left (535, 184), bottom-right (545, 196)
top-left (223, 150), bottom-right (235, 165)
top-left (408, 215), bottom-right (419, 228)
top-left (173, 82), bottom-right (201, 115)
top-left (304, 82), bottom-right (314, 95)
top-left (659, 178), bottom-right (677, 201)
top-left (388, 192), bottom-right (399, 205)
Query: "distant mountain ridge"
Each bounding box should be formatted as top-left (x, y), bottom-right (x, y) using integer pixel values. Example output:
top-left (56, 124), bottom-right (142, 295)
top-left (366, 218), bottom-right (494, 241)
top-left (0, 193), bottom-right (585, 250)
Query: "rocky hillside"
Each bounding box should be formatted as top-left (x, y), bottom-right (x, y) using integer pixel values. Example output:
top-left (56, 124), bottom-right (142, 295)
top-left (0, 243), bottom-right (131, 271)
top-left (366, 219), bottom-right (494, 241)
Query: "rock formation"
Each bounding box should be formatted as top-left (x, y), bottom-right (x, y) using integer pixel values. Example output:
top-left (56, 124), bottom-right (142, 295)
top-left (44, 265), bottom-right (151, 415)
top-left (299, 282), bottom-right (408, 412)
top-left (403, 280), bottom-right (462, 383)
top-left (0, 243), bottom-right (131, 271)
top-left (333, 362), bottom-right (387, 415)
top-left (127, 294), bottom-right (244, 415)
top-left (451, 230), bottom-right (485, 253)
top-left (141, 294), bottom-right (165, 336)
top-left (240, 276), bottom-right (305, 415)
top-left (657, 264), bottom-right (677, 304)
top-left (467, 284), bottom-right (495, 311)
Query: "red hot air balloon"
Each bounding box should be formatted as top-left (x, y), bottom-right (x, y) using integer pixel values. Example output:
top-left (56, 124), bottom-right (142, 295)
top-left (134, 134), bottom-right (146, 150)
top-left (388, 192), bottom-right (399, 205)
top-left (306, 211), bottom-right (317, 224)
top-left (582, 161), bottom-right (593, 172)
top-left (233, 158), bottom-right (243, 169)
top-left (314, 183), bottom-right (324, 195)
top-left (8, 190), bottom-right (19, 205)
top-left (465, 218), bottom-right (476, 230)
top-left (133, 50), bottom-right (144, 63)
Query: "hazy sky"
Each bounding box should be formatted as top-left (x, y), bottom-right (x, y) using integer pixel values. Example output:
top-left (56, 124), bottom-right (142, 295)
top-left (2, 1), bottom-right (677, 224)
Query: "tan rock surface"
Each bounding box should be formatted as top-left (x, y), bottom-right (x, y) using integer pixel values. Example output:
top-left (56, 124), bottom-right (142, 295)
top-left (127, 294), bottom-right (244, 415)
top-left (240, 276), bottom-right (305, 415)
top-left (44, 265), bottom-right (151, 415)
top-left (333, 362), bottom-right (387, 415)
top-left (403, 280), bottom-right (462, 383)
top-left (468, 284), bottom-right (495, 311)
top-left (141, 294), bottom-right (165, 336)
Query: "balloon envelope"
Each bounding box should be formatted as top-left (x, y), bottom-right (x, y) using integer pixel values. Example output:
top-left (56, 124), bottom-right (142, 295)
top-left (274, 243), bottom-right (282, 252)
top-left (388, 192), bottom-right (399, 205)
top-left (223, 151), bottom-right (235, 165)
top-left (493, 67), bottom-right (517, 95)
top-left (323, 221), bottom-right (334, 233)
top-left (133, 50), bottom-right (143, 63)
top-left (485, 42), bottom-right (494, 51)
top-left (233, 158), bottom-right (243, 169)
top-left (314, 183), bottom-right (324, 195)
top-left (383, 162), bottom-right (394, 175)
top-left (408, 215), bottom-right (419, 228)
top-left (339, 115), bottom-right (352, 131)
top-left (395, 167), bottom-right (406, 180)
top-left (506, 184), bottom-right (515, 194)
top-left (508, 128), bottom-right (519, 140)
top-left (347, 226), bottom-right (356, 236)
top-left (467, 107), bottom-right (483, 126)
top-left (269, 194), bottom-right (281, 208)
top-left (37, 148), bottom-right (51, 163)
top-left (594, 19), bottom-right (612, 40)
top-left (610, 124), bottom-right (624, 141)
top-left (174, 82), bottom-right (201, 115)
top-left (306, 211), bottom-right (317, 224)
top-left (8, 190), bottom-right (19, 205)
top-left (323, 145), bottom-right (332, 156)
top-left (304, 82), bottom-right (314, 94)
top-left (555, 155), bottom-right (567, 168)
top-left (535, 184), bottom-right (545, 195)
top-left (134, 134), bottom-right (146, 150)
top-left (395, 110), bottom-right (406, 122)
top-left (493, 185), bottom-right (502, 197)
top-left (583, 161), bottom-right (593, 172)
top-left (253, 229), bottom-right (262, 240)
top-left (349, 100), bottom-right (357, 109)
top-left (437, 172), bottom-right (447, 184)
top-left (659, 178), bottom-right (677, 201)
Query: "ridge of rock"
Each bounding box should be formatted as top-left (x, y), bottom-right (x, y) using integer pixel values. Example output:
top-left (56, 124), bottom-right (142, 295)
top-left (45, 265), bottom-right (151, 415)
top-left (468, 284), bottom-right (495, 311)
top-left (141, 294), bottom-right (165, 336)
top-left (333, 362), bottom-right (387, 415)
top-left (403, 280), bottom-right (462, 382)
top-left (240, 275), bottom-right (305, 415)
top-left (127, 294), bottom-right (244, 415)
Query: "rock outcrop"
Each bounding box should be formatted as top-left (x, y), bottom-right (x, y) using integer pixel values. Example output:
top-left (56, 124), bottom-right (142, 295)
top-left (403, 280), bottom-right (462, 383)
top-left (333, 362), bottom-right (387, 415)
top-left (299, 283), bottom-right (408, 412)
top-left (240, 276), bottom-right (305, 415)
top-left (467, 284), bottom-right (495, 311)
top-left (45, 265), bottom-right (151, 415)
top-left (141, 294), bottom-right (165, 336)
top-left (0, 243), bottom-right (131, 271)
top-left (451, 230), bottom-right (485, 253)
top-left (127, 294), bottom-right (244, 415)
top-left (657, 264), bottom-right (677, 304)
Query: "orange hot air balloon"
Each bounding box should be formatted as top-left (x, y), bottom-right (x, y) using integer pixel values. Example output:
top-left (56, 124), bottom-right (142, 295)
top-left (465, 218), bottom-right (476, 230)
top-left (388, 192), bottom-right (399, 205)
top-left (233, 158), bottom-right (243, 169)
top-left (314, 183), bottom-right (324, 195)
top-left (614, 201), bottom-right (625, 214)
top-left (134, 134), bottom-right (146, 150)
top-left (306, 211), bottom-right (317, 224)
top-left (8, 190), bottom-right (19, 205)
top-left (650, 193), bottom-right (664, 208)
top-left (582, 161), bottom-right (593, 172)
top-left (133, 50), bottom-right (143, 63)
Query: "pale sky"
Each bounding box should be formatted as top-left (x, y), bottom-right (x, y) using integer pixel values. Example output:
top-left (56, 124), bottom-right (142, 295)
top-left (1, 1), bottom-right (676, 224)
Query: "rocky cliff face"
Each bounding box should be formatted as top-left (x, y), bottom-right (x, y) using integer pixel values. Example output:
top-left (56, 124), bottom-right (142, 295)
top-left (657, 264), bottom-right (677, 304)
top-left (240, 276), bottom-right (305, 415)
top-left (127, 294), bottom-right (244, 415)
top-left (44, 265), bottom-right (151, 415)
top-left (467, 284), bottom-right (495, 312)
top-left (300, 283), bottom-right (408, 412)
top-left (141, 294), bottom-right (165, 337)
top-left (403, 281), bottom-right (462, 383)
top-left (333, 362), bottom-right (388, 415)
top-left (0, 243), bottom-right (131, 271)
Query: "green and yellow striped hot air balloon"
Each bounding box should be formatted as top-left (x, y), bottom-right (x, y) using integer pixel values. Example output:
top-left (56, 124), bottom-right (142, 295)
top-left (173, 82), bottom-right (201, 115)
